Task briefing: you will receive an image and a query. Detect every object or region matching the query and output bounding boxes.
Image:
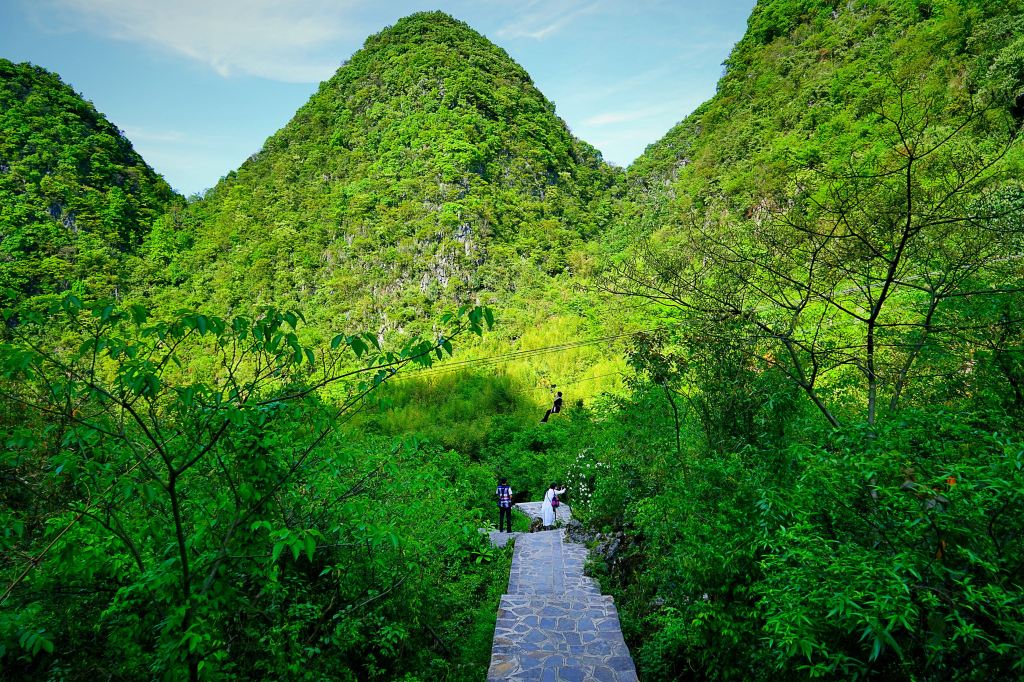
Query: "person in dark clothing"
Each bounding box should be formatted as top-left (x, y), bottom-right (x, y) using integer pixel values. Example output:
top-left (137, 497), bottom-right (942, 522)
top-left (496, 477), bottom-right (513, 533)
top-left (541, 391), bottom-right (563, 423)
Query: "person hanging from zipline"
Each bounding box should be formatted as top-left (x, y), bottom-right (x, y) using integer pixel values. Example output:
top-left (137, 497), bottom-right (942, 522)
top-left (540, 390), bottom-right (563, 423)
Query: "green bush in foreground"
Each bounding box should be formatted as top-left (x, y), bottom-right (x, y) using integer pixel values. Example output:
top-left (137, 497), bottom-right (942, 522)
top-left (0, 296), bottom-right (506, 680)
top-left (579, 389), bottom-right (1024, 680)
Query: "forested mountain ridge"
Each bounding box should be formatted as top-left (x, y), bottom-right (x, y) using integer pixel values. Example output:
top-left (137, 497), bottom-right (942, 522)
top-left (596, 1), bottom-right (1024, 679)
top-left (140, 11), bottom-right (618, 337)
top-left (626, 0), bottom-right (1024, 228)
top-left (0, 59), bottom-right (178, 301)
top-left (613, 0), bottom-right (1024, 428)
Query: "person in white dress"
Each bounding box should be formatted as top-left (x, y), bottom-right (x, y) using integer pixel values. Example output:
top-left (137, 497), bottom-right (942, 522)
top-left (541, 482), bottom-right (566, 529)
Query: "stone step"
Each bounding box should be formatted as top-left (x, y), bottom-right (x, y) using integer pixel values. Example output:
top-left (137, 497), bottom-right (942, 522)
top-left (489, 498), bottom-right (637, 682)
top-left (488, 595), bottom-right (638, 681)
top-left (499, 593), bottom-right (615, 608)
top-left (488, 520), bottom-right (639, 682)
top-left (506, 529), bottom-right (602, 597)
top-left (508, 575), bottom-right (603, 598)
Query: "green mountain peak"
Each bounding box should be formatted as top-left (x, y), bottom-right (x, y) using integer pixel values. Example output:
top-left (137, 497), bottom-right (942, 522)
top-left (146, 12), bottom-right (616, 334)
top-left (0, 59), bottom-right (178, 300)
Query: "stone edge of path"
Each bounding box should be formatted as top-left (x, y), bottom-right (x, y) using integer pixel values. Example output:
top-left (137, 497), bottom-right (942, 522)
top-left (482, 505), bottom-right (536, 548)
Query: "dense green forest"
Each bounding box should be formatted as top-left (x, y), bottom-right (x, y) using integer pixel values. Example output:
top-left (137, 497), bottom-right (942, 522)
top-left (2, 1), bottom-right (1023, 680)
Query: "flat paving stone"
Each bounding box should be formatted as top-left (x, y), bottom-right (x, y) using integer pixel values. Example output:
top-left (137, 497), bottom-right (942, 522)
top-left (488, 512), bottom-right (637, 682)
top-left (487, 530), bottom-right (521, 547)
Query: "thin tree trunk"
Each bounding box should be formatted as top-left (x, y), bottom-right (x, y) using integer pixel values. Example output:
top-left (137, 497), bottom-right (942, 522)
top-left (867, 318), bottom-right (877, 426)
top-left (662, 382), bottom-right (682, 456)
top-left (889, 292), bottom-right (940, 412)
top-left (168, 472), bottom-right (200, 682)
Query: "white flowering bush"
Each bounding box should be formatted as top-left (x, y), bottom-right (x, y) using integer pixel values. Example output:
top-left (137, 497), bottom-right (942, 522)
top-left (564, 448), bottom-right (609, 520)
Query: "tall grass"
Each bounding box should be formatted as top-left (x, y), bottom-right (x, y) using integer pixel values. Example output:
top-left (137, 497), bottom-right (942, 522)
top-left (358, 315), bottom-right (629, 454)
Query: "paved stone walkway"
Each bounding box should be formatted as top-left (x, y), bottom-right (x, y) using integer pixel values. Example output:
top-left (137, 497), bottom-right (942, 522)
top-left (485, 501), bottom-right (571, 549)
top-left (488, 529), bottom-right (518, 548)
top-left (488, 521), bottom-right (638, 681)
top-left (514, 500), bottom-right (572, 526)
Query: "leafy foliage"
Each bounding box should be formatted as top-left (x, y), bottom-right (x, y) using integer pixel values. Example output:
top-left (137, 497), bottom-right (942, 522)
top-left (593, 1), bottom-right (1024, 679)
top-left (0, 296), bottom-right (502, 680)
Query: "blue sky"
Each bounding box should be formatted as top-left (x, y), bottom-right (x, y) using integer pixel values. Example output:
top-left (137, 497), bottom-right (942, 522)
top-left (0, 0), bottom-right (755, 196)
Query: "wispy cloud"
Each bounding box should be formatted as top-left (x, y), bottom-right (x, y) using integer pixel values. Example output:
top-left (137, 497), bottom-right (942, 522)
top-left (119, 125), bottom-right (257, 193)
top-left (136, 144), bottom-right (248, 194)
top-left (121, 126), bottom-right (189, 143)
top-left (494, 0), bottom-right (604, 40)
top-left (582, 105), bottom-right (668, 127)
top-left (578, 92), bottom-right (704, 128)
top-left (571, 92), bottom-right (709, 166)
top-left (30, 0), bottom-right (364, 82)
top-left (583, 123), bottom-right (674, 166)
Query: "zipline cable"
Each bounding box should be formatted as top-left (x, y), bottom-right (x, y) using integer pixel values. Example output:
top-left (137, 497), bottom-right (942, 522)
top-left (390, 327), bottom-right (663, 382)
top-left (526, 370), bottom-right (625, 392)
top-left (387, 320), bottom-right (1024, 385)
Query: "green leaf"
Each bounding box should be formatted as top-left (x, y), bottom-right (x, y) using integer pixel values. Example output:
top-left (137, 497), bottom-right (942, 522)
top-left (305, 535), bottom-right (316, 562)
top-left (128, 304), bottom-right (148, 325)
top-left (350, 336), bottom-right (368, 358)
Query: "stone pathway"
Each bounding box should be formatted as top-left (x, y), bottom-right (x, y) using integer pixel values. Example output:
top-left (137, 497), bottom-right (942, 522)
top-left (485, 501), bottom-right (571, 549)
top-left (488, 519), bottom-right (638, 680)
top-left (514, 500), bottom-right (572, 526)
top-left (488, 529), bottom-right (518, 548)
